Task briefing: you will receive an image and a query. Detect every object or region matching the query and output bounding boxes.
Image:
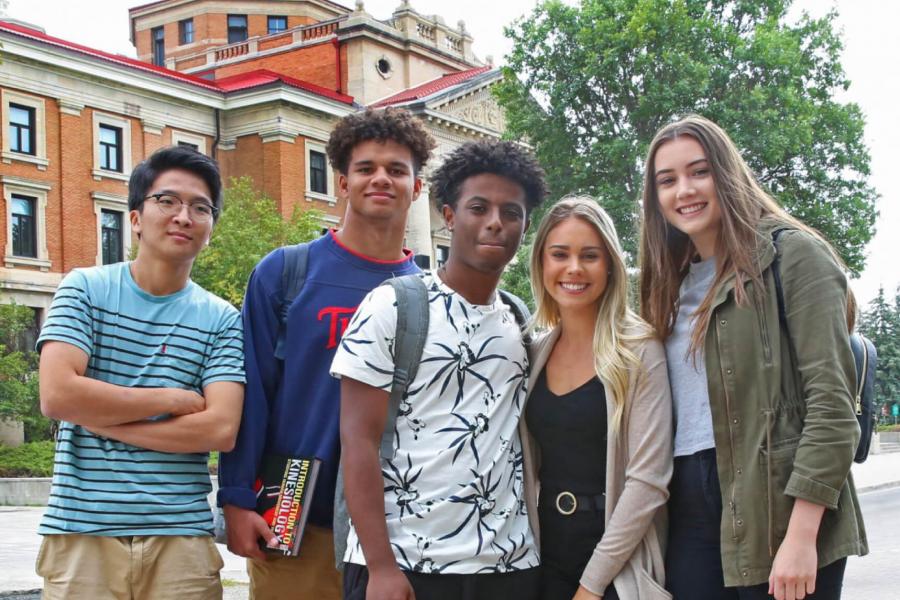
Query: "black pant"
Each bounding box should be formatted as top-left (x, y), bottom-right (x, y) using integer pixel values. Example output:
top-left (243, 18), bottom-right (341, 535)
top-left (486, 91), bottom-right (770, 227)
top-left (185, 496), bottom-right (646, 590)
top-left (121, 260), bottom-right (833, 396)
top-left (537, 488), bottom-right (618, 600)
top-left (343, 562), bottom-right (540, 600)
top-left (666, 448), bottom-right (847, 600)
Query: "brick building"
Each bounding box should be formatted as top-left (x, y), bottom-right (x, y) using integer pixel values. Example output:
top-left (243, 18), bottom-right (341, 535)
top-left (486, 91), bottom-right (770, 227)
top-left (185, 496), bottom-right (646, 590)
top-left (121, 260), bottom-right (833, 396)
top-left (0, 0), bottom-right (507, 321)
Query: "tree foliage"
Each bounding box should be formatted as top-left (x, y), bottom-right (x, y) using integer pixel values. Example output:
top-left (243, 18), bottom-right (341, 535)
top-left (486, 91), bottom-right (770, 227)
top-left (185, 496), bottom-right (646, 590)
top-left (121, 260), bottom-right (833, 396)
top-left (0, 303), bottom-right (51, 441)
top-left (497, 0), bottom-right (877, 271)
top-left (858, 286), bottom-right (900, 419)
top-left (191, 177), bottom-right (323, 308)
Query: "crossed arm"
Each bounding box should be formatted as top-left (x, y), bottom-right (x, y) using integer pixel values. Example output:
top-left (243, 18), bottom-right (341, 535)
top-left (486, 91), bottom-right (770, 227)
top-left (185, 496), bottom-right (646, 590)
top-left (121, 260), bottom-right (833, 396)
top-left (40, 340), bottom-right (243, 453)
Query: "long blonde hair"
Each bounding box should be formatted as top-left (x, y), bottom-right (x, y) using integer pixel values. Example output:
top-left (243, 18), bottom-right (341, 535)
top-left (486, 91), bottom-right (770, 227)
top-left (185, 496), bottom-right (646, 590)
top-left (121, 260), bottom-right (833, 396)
top-left (530, 196), bottom-right (654, 434)
top-left (638, 115), bottom-right (855, 352)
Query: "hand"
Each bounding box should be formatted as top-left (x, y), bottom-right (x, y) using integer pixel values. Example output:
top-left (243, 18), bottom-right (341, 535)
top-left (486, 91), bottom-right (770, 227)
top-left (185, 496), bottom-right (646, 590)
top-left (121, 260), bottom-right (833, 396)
top-left (223, 504), bottom-right (278, 561)
top-left (573, 585), bottom-right (602, 600)
top-left (768, 532), bottom-right (818, 600)
top-left (165, 388), bottom-right (206, 416)
top-left (367, 566), bottom-right (415, 600)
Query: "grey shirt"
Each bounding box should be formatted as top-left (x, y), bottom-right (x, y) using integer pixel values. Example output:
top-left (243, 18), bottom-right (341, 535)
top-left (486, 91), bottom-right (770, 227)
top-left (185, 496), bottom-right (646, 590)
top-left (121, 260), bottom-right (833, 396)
top-left (666, 256), bottom-right (717, 457)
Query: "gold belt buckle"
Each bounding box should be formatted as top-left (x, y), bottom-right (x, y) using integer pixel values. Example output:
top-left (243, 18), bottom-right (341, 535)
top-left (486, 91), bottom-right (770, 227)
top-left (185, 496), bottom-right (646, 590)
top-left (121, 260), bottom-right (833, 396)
top-left (555, 491), bottom-right (577, 515)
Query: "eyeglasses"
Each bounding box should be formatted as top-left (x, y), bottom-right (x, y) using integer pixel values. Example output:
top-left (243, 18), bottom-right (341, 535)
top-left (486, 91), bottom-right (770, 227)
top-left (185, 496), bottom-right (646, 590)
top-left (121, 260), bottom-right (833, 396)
top-left (145, 193), bottom-right (218, 222)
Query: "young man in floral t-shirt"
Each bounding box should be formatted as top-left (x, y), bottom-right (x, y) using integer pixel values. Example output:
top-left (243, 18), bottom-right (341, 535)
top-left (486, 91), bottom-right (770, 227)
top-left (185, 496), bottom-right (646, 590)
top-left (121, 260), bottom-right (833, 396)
top-left (332, 140), bottom-right (547, 599)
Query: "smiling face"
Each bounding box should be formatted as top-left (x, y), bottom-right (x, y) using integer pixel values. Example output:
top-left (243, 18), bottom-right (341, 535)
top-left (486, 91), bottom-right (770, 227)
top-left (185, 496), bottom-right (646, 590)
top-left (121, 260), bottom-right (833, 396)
top-left (339, 139), bottom-right (422, 227)
top-left (130, 168), bottom-right (213, 265)
top-left (542, 217), bottom-right (610, 316)
top-left (442, 173), bottom-right (528, 276)
top-left (653, 135), bottom-right (723, 259)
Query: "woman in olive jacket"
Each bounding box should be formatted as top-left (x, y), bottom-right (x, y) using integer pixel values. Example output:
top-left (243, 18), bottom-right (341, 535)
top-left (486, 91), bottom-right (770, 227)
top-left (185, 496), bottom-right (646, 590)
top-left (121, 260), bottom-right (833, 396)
top-left (520, 197), bottom-right (674, 600)
top-left (639, 115), bottom-right (867, 600)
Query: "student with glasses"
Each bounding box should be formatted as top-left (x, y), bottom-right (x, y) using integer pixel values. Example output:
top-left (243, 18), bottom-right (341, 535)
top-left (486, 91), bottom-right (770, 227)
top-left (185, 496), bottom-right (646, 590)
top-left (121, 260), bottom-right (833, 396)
top-left (35, 145), bottom-right (245, 599)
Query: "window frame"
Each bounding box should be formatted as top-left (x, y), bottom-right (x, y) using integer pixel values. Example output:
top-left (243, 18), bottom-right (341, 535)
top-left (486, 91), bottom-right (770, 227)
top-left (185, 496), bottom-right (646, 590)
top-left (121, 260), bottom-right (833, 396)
top-left (11, 194), bottom-right (37, 258)
top-left (171, 130), bottom-right (207, 155)
top-left (268, 15), bottom-right (288, 34)
top-left (227, 14), bottom-right (248, 44)
top-left (304, 140), bottom-right (335, 205)
top-left (1, 90), bottom-right (48, 169)
top-left (2, 175), bottom-right (51, 270)
top-left (92, 192), bottom-right (132, 267)
top-left (9, 103), bottom-right (36, 156)
top-left (151, 26), bottom-right (165, 66)
top-left (92, 112), bottom-right (133, 181)
top-left (99, 124), bottom-right (123, 172)
top-left (179, 18), bottom-right (194, 45)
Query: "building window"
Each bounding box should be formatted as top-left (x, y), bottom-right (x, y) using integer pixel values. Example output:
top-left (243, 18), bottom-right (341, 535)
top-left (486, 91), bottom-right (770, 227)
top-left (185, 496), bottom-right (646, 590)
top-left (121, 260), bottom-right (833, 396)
top-left (436, 245), bottom-right (450, 268)
top-left (268, 16), bottom-right (288, 34)
top-left (2, 91), bottom-right (48, 168)
top-left (3, 176), bottom-right (51, 269)
top-left (151, 26), bottom-right (165, 66)
top-left (227, 15), bottom-right (248, 43)
top-left (11, 194), bottom-right (37, 258)
top-left (305, 141), bottom-right (334, 203)
top-left (309, 150), bottom-right (327, 194)
top-left (9, 104), bottom-right (35, 155)
top-left (171, 130), bottom-right (207, 155)
top-left (92, 113), bottom-right (132, 181)
top-left (179, 19), bottom-right (194, 45)
top-left (101, 210), bottom-right (124, 264)
top-left (99, 124), bottom-right (123, 172)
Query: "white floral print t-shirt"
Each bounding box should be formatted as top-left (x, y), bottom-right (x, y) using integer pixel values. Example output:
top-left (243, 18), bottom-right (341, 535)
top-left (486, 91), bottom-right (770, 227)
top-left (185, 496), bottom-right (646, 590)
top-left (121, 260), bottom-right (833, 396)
top-left (330, 272), bottom-right (538, 574)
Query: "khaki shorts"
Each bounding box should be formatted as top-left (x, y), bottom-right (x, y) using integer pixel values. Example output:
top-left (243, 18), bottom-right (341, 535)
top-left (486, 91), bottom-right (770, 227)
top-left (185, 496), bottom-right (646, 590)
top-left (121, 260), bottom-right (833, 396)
top-left (248, 524), bottom-right (342, 599)
top-left (36, 534), bottom-right (224, 600)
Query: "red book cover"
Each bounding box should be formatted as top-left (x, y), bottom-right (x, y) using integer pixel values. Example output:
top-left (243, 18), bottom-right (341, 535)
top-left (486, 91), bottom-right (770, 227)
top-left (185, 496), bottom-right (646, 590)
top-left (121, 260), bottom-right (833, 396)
top-left (254, 455), bottom-right (322, 556)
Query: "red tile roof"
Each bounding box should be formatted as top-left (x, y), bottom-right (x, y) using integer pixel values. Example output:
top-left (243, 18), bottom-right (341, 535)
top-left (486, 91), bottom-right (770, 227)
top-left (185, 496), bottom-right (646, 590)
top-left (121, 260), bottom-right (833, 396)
top-left (215, 70), bottom-right (354, 104)
top-left (0, 19), bottom-right (221, 91)
top-left (372, 66), bottom-right (493, 107)
top-left (0, 20), bottom-right (354, 104)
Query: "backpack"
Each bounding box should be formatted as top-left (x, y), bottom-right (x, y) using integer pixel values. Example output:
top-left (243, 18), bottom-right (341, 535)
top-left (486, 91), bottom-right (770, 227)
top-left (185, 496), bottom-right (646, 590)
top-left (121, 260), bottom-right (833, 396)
top-left (771, 229), bottom-right (877, 464)
top-left (331, 274), bottom-right (532, 568)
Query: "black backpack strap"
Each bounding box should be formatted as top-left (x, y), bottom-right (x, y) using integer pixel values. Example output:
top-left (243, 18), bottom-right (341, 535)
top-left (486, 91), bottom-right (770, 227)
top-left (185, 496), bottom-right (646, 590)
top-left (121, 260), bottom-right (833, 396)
top-left (382, 276), bottom-right (429, 460)
top-left (273, 243), bottom-right (310, 361)
top-left (770, 228), bottom-right (789, 333)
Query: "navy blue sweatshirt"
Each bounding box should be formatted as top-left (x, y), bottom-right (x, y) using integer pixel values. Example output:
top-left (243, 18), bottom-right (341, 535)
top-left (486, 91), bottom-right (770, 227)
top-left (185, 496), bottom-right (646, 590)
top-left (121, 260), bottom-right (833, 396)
top-left (218, 231), bottom-right (419, 527)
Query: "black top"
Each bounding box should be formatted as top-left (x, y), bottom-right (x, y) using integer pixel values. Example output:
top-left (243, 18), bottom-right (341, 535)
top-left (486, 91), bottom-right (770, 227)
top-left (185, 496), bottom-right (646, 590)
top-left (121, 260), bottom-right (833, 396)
top-left (525, 367), bottom-right (607, 495)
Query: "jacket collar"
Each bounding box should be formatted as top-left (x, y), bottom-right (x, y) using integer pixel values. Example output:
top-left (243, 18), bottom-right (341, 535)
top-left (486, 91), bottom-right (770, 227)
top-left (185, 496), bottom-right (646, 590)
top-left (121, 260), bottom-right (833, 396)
top-left (709, 216), bottom-right (786, 307)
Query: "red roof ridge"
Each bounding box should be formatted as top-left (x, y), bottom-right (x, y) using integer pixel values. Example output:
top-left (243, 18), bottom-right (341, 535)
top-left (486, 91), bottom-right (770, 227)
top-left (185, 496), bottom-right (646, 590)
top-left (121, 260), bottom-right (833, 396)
top-left (215, 69), bottom-right (354, 104)
top-left (372, 65), bottom-right (493, 107)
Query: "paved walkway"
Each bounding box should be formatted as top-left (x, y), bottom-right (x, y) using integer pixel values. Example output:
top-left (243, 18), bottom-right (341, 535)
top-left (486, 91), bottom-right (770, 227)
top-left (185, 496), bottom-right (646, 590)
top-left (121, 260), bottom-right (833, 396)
top-left (2, 451), bottom-right (898, 596)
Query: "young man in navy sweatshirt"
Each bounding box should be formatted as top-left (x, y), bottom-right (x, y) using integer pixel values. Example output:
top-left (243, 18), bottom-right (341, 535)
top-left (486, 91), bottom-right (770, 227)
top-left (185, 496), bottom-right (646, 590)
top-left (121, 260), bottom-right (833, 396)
top-left (218, 108), bottom-right (436, 598)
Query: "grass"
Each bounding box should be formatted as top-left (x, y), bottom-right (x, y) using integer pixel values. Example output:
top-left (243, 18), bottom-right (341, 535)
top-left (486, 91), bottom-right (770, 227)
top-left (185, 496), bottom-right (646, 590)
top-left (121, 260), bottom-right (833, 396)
top-left (221, 579), bottom-right (248, 588)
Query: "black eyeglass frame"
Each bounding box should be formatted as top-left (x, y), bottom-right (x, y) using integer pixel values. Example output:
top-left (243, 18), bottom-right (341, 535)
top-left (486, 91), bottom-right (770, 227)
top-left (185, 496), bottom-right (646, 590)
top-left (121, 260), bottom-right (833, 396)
top-left (143, 193), bottom-right (220, 221)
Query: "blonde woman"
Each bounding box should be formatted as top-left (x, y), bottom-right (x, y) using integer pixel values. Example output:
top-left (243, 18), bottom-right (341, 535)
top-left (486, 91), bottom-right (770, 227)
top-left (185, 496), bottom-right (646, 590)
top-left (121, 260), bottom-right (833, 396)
top-left (639, 115), bottom-right (867, 600)
top-left (521, 197), bottom-right (673, 600)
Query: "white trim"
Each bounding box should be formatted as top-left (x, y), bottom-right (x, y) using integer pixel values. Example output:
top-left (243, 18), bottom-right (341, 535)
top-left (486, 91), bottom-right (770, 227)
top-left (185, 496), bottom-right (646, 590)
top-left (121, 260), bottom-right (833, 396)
top-left (170, 129), bottom-right (207, 154)
top-left (304, 139), bottom-right (336, 205)
top-left (1, 89), bottom-right (48, 170)
top-left (2, 176), bottom-right (51, 270)
top-left (91, 192), bottom-right (132, 266)
top-left (92, 111), bottom-right (134, 181)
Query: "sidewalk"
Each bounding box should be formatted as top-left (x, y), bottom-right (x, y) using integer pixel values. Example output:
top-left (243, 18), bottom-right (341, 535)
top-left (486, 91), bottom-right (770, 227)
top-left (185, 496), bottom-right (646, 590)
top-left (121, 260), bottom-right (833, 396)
top-left (2, 453), bottom-right (899, 596)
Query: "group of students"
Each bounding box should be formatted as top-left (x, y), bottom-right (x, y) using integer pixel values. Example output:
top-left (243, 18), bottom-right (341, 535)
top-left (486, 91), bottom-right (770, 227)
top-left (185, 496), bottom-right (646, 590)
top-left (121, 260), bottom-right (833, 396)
top-left (34, 107), bottom-right (866, 600)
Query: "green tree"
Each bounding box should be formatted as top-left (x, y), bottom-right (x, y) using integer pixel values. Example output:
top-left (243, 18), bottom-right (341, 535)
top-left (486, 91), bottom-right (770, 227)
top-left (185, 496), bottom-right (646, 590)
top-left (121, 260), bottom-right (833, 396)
top-left (497, 0), bottom-right (877, 270)
top-left (502, 242), bottom-right (536, 311)
top-left (858, 286), bottom-right (900, 420)
top-left (0, 303), bottom-right (51, 441)
top-left (191, 177), bottom-right (323, 308)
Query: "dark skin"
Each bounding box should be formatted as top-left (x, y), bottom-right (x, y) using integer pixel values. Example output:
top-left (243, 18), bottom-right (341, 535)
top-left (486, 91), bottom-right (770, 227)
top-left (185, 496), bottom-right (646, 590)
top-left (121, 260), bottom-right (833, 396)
top-left (224, 140), bottom-right (422, 561)
top-left (340, 173), bottom-right (529, 600)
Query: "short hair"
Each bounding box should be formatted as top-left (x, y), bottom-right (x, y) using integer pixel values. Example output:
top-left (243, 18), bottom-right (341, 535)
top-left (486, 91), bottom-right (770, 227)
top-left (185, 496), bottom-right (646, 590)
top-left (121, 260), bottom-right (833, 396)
top-left (326, 107), bottom-right (436, 175)
top-left (429, 140), bottom-right (547, 213)
top-left (128, 146), bottom-right (223, 220)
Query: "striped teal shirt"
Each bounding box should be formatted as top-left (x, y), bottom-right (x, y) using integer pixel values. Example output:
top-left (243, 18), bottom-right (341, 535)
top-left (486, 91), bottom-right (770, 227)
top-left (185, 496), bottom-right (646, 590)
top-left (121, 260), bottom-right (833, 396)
top-left (37, 262), bottom-right (245, 536)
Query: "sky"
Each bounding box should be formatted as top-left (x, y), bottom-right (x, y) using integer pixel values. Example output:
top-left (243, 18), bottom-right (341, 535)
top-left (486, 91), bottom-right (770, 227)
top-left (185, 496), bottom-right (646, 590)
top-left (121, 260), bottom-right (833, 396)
top-left (3, 0), bottom-right (897, 306)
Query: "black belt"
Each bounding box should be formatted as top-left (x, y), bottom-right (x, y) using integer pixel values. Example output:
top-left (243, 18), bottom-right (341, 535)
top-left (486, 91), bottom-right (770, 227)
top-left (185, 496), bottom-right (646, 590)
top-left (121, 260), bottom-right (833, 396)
top-left (541, 488), bottom-right (605, 516)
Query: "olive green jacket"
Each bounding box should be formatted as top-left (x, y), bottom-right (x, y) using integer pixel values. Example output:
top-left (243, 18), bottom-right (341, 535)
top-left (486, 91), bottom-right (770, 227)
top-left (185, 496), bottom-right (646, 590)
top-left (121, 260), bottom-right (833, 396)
top-left (703, 219), bottom-right (867, 586)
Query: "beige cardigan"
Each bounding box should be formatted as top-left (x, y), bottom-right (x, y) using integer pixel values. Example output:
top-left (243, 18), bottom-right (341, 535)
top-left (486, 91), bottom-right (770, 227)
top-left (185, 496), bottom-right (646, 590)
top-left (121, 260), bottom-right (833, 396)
top-left (520, 326), bottom-right (674, 599)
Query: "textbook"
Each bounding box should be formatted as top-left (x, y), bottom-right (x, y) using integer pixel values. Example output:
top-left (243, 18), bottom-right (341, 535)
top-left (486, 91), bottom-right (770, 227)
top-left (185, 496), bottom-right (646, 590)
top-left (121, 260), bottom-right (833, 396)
top-left (254, 454), bottom-right (322, 556)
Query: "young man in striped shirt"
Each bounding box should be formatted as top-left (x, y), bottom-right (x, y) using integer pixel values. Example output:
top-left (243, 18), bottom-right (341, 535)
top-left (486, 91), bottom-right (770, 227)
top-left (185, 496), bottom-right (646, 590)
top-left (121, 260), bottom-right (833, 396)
top-left (36, 146), bottom-right (245, 599)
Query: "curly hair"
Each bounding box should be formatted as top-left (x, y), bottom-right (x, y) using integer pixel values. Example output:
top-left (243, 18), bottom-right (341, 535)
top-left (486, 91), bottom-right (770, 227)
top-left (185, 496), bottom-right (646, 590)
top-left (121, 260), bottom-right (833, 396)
top-left (429, 140), bottom-right (547, 213)
top-left (326, 107), bottom-right (436, 175)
